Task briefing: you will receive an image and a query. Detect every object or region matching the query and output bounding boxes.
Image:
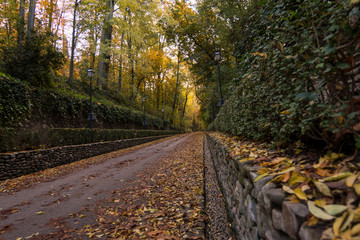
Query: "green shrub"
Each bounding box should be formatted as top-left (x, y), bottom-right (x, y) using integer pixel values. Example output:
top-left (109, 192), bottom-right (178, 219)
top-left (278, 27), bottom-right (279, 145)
top-left (210, 0), bottom-right (360, 148)
top-left (0, 33), bottom-right (65, 87)
top-left (0, 74), bottom-right (32, 127)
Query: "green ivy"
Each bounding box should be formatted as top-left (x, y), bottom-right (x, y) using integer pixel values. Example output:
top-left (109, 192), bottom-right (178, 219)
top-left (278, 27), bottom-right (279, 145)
top-left (0, 74), bottom-right (31, 127)
top-left (210, 0), bottom-right (360, 148)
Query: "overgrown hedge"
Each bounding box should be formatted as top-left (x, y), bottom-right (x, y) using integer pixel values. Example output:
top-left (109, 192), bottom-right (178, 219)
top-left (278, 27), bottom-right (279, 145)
top-left (0, 74), bottom-right (32, 127)
top-left (0, 127), bottom-right (181, 153)
top-left (0, 75), bottom-right (170, 129)
top-left (209, 0), bottom-right (360, 149)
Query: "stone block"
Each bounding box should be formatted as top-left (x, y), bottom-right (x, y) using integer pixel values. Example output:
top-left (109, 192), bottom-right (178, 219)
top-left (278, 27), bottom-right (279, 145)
top-left (272, 209), bottom-right (285, 232)
top-left (299, 222), bottom-right (325, 240)
top-left (253, 176), bottom-right (273, 198)
top-left (246, 195), bottom-right (257, 224)
top-left (251, 227), bottom-right (259, 240)
top-left (256, 205), bottom-right (271, 238)
top-left (282, 201), bottom-right (310, 239)
top-left (265, 188), bottom-right (287, 206)
top-left (244, 179), bottom-right (254, 195)
top-left (257, 190), bottom-right (265, 206)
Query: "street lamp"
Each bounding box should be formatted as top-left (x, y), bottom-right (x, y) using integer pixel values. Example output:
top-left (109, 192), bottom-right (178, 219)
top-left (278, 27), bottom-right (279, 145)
top-left (87, 69), bottom-right (96, 128)
top-left (162, 108), bottom-right (165, 129)
top-left (215, 51), bottom-right (224, 107)
top-left (142, 97), bottom-right (147, 126)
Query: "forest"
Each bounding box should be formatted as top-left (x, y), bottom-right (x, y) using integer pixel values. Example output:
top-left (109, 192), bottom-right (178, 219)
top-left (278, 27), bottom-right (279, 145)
top-left (1, 0), bottom-right (360, 150)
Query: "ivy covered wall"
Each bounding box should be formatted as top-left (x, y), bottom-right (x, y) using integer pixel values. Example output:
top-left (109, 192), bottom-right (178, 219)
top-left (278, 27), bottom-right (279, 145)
top-left (209, 0), bottom-right (360, 149)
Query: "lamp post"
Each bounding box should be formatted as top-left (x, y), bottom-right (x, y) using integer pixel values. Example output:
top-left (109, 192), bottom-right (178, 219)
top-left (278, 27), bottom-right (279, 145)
top-left (162, 108), bottom-right (165, 128)
top-left (87, 69), bottom-right (96, 128)
top-left (142, 97), bottom-right (147, 126)
top-left (215, 51), bottom-right (224, 107)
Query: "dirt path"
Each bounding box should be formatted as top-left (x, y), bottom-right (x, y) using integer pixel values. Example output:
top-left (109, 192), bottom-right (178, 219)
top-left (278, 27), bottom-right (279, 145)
top-left (0, 133), bottom-right (201, 239)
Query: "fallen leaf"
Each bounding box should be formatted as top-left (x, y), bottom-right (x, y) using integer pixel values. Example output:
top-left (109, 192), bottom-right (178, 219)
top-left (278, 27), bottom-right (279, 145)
top-left (333, 213), bottom-right (345, 236)
top-left (307, 201), bottom-right (334, 221)
top-left (307, 215), bottom-right (319, 226)
top-left (323, 204), bottom-right (348, 216)
top-left (340, 212), bottom-right (354, 232)
top-left (314, 181), bottom-right (332, 197)
top-left (320, 172), bottom-right (352, 182)
top-left (282, 172), bottom-right (291, 182)
top-left (346, 174), bottom-right (357, 187)
top-left (254, 173), bottom-right (269, 182)
top-left (314, 199), bottom-right (327, 208)
top-left (282, 185), bottom-right (295, 194)
top-left (294, 188), bottom-right (307, 200)
top-left (36, 211), bottom-right (45, 215)
top-left (354, 183), bottom-right (360, 196)
top-left (351, 223), bottom-right (360, 236)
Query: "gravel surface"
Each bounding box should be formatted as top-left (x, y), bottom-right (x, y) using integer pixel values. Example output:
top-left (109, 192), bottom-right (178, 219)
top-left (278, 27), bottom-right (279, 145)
top-left (204, 136), bottom-right (234, 240)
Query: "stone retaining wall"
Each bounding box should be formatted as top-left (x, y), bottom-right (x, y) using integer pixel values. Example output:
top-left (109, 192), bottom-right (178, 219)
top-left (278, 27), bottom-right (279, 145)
top-left (0, 135), bottom-right (170, 181)
top-left (205, 134), bottom-right (324, 240)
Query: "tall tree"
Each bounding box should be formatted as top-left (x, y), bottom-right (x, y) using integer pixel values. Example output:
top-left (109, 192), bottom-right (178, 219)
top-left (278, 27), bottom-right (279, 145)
top-left (97, 0), bottom-right (115, 89)
top-left (27, 0), bottom-right (37, 39)
top-left (17, 0), bottom-right (25, 46)
top-left (68, 0), bottom-right (81, 85)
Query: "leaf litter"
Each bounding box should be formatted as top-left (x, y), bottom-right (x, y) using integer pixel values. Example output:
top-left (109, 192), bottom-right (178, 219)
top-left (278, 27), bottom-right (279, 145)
top-left (210, 131), bottom-right (360, 240)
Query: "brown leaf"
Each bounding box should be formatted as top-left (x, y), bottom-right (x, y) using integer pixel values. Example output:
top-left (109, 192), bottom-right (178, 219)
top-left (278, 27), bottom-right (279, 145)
top-left (0, 224), bottom-right (14, 234)
top-left (282, 171), bottom-right (291, 182)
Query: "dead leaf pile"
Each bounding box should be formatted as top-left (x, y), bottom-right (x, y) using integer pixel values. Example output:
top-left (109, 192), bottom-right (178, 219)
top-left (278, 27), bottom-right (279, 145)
top-left (210, 132), bottom-right (360, 240)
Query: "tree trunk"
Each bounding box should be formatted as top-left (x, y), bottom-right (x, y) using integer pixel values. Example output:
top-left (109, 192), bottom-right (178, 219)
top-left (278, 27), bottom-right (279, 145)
top-left (68, 0), bottom-right (79, 85)
top-left (172, 52), bottom-right (180, 124)
top-left (17, 0), bottom-right (25, 47)
top-left (182, 92), bottom-right (188, 118)
top-left (47, 0), bottom-right (57, 33)
top-left (97, 0), bottom-right (115, 90)
top-left (118, 31), bottom-right (125, 92)
top-left (27, 0), bottom-right (37, 39)
top-left (126, 7), bottom-right (135, 100)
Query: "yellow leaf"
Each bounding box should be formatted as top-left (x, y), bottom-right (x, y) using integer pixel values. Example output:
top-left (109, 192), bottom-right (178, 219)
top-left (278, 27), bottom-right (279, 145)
top-left (249, 152), bottom-right (259, 158)
top-left (354, 183), bottom-right (360, 196)
top-left (340, 212), bottom-right (354, 232)
top-left (36, 211), bottom-right (45, 215)
top-left (351, 223), bottom-right (360, 236)
top-left (252, 52), bottom-right (268, 59)
top-left (315, 199), bottom-right (327, 208)
top-left (307, 215), bottom-right (319, 226)
top-left (255, 173), bottom-right (269, 182)
top-left (278, 166), bottom-right (296, 175)
top-left (307, 201), bottom-right (335, 221)
top-left (288, 171), bottom-right (306, 187)
top-left (283, 185), bottom-right (295, 194)
top-left (333, 213), bottom-right (346, 236)
top-left (321, 172), bottom-right (352, 182)
top-left (338, 116), bottom-right (344, 124)
top-left (280, 110), bottom-right (292, 115)
top-left (314, 181), bottom-right (332, 197)
top-left (330, 152), bottom-right (343, 160)
top-left (346, 174), bottom-right (358, 187)
top-left (295, 149), bottom-right (302, 154)
top-left (294, 188), bottom-right (307, 200)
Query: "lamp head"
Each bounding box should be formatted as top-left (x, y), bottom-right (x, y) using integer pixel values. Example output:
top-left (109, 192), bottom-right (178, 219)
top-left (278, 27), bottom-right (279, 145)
top-left (87, 69), bottom-right (95, 78)
top-left (215, 51), bottom-right (221, 61)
